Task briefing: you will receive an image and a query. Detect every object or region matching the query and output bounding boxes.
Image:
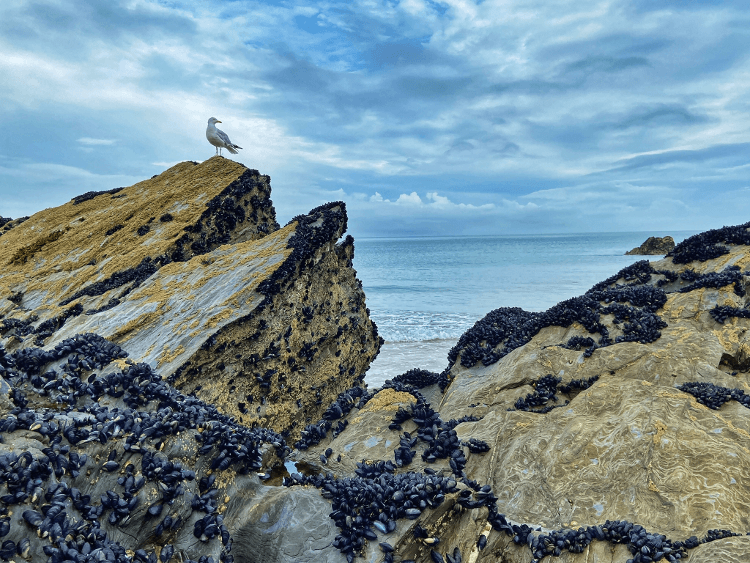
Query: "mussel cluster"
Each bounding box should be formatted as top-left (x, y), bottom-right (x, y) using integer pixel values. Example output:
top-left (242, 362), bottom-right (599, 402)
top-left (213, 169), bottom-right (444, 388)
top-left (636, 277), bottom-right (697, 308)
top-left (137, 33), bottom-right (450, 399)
top-left (678, 381), bottom-right (750, 410)
top-left (512, 374), bottom-right (600, 413)
top-left (710, 305), bottom-right (750, 324)
top-left (668, 221), bottom-right (750, 264)
top-left (390, 368), bottom-right (450, 392)
top-left (675, 266), bottom-right (745, 296)
top-left (257, 202), bottom-right (348, 302)
top-left (0, 332), bottom-right (287, 563)
top-left (284, 468), bottom-right (460, 563)
top-left (448, 284), bottom-right (668, 369)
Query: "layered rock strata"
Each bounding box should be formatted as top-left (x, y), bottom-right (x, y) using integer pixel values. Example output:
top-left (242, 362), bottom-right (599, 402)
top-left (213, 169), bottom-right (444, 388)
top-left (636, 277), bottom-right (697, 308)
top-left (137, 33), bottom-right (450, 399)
top-left (0, 158), bottom-right (381, 436)
top-left (0, 157), bottom-right (278, 346)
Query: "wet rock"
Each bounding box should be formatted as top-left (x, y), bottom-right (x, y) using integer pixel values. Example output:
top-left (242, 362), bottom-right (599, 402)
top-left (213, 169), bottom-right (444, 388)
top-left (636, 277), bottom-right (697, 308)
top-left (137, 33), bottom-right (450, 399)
top-left (685, 535), bottom-right (750, 562)
top-left (0, 376), bottom-right (11, 415)
top-left (231, 486), bottom-right (343, 563)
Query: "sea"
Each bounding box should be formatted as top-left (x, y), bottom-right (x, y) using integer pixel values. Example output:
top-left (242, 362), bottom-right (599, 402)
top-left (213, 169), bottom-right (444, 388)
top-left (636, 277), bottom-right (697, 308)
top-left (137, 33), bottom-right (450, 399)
top-left (354, 231), bottom-right (697, 388)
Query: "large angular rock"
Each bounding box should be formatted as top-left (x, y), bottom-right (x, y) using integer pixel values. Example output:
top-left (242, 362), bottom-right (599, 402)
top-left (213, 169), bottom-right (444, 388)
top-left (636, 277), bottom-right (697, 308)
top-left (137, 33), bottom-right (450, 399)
top-left (0, 156), bottom-right (278, 346)
top-left (0, 158), bottom-right (383, 563)
top-left (626, 236), bottom-right (675, 255)
top-left (0, 158), bottom-right (381, 437)
top-left (41, 201), bottom-right (380, 436)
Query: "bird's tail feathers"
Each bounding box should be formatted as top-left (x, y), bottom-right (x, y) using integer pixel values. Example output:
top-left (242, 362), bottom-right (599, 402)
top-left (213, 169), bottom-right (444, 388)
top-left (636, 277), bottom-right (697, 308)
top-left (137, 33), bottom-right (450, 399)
top-left (227, 145), bottom-right (241, 154)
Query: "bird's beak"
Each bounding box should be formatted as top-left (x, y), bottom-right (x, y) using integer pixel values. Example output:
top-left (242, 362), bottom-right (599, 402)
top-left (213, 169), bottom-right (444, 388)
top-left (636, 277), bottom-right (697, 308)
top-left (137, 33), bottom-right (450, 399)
top-left (216, 120), bottom-right (222, 124)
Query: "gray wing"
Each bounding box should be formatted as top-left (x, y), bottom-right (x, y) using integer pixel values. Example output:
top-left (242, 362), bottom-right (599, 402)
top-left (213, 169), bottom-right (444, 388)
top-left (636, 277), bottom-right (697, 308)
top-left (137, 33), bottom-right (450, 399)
top-left (216, 128), bottom-right (233, 146)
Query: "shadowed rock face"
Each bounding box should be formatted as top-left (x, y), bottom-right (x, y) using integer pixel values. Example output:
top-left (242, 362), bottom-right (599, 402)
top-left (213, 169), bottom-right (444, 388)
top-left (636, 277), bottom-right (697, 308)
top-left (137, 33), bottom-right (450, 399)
top-left (165, 202), bottom-right (382, 437)
top-left (626, 236), bottom-right (675, 255)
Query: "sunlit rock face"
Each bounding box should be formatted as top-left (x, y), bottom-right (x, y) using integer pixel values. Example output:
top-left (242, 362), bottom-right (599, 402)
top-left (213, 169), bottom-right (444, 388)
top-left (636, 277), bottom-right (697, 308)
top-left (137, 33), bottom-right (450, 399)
top-left (0, 156), bottom-right (279, 343)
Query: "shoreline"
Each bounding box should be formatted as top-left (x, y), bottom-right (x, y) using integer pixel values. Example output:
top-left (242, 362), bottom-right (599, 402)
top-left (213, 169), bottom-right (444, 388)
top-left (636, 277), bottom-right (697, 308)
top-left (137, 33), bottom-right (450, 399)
top-left (364, 338), bottom-right (456, 387)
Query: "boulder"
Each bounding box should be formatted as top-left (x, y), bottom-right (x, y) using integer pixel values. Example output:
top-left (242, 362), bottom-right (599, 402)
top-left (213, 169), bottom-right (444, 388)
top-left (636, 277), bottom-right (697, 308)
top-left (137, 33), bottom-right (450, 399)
top-left (626, 235), bottom-right (675, 255)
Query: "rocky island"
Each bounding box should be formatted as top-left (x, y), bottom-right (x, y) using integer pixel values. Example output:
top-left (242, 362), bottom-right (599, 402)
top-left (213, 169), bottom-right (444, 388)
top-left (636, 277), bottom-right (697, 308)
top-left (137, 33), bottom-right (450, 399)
top-left (0, 157), bottom-right (749, 563)
top-left (626, 236), bottom-right (675, 256)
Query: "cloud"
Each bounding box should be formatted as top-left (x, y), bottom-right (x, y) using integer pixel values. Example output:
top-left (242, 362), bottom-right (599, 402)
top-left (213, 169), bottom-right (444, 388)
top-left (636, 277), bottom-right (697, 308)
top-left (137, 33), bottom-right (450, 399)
top-left (396, 191), bottom-right (423, 205)
top-left (564, 56), bottom-right (650, 75)
top-left (0, 0), bottom-right (749, 238)
top-left (362, 189), bottom-right (497, 211)
top-left (0, 157), bottom-right (142, 217)
top-left (606, 142), bottom-right (750, 173)
top-left (77, 137), bottom-right (116, 145)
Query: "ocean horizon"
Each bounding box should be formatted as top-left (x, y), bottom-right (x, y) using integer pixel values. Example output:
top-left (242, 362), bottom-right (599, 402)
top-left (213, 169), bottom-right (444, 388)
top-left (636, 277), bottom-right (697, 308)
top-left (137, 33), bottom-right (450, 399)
top-left (354, 230), bottom-right (698, 387)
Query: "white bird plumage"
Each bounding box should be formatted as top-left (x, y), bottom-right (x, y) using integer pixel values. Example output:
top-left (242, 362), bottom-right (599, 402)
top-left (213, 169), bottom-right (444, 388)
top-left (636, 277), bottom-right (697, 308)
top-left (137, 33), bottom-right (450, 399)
top-left (206, 117), bottom-right (242, 156)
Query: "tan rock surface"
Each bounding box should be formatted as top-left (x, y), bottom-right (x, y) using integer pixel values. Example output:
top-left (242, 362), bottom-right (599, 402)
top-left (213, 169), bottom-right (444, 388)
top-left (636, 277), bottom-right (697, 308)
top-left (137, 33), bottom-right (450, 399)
top-left (685, 536), bottom-right (750, 562)
top-left (0, 158), bottom-right (381, 438)
top-left (47, 223), bottom-right (293, 375)
top-left (0, 156), bottom-right (278, 344)
top-left (167, 203), bottom-right (382, 437)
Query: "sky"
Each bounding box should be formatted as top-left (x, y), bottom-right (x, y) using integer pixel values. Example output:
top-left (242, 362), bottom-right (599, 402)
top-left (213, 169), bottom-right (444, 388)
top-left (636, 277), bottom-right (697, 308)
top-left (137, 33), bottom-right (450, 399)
top-left (1, 0), bottom-right (749, 239)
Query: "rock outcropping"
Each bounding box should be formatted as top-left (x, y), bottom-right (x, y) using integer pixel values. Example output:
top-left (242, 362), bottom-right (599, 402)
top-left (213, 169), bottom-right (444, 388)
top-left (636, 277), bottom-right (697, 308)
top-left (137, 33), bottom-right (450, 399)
top-left (284, 222), bottom-right (750, 563)
top-left (0, 157), bottom-right (381, 437)
top-left (0, 158), bottom-right (382, 563)
top-left (626, 235), bottom-right (675, 255)
top-left (0, 158), bottom-right (277, 340)
top-left (3, 160), bottom-right (750, 563)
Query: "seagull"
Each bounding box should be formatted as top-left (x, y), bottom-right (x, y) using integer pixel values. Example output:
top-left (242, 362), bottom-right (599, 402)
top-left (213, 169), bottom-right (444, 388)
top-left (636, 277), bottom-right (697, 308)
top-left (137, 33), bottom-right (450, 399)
top-left (206, 117), bottom-right (242, 156)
